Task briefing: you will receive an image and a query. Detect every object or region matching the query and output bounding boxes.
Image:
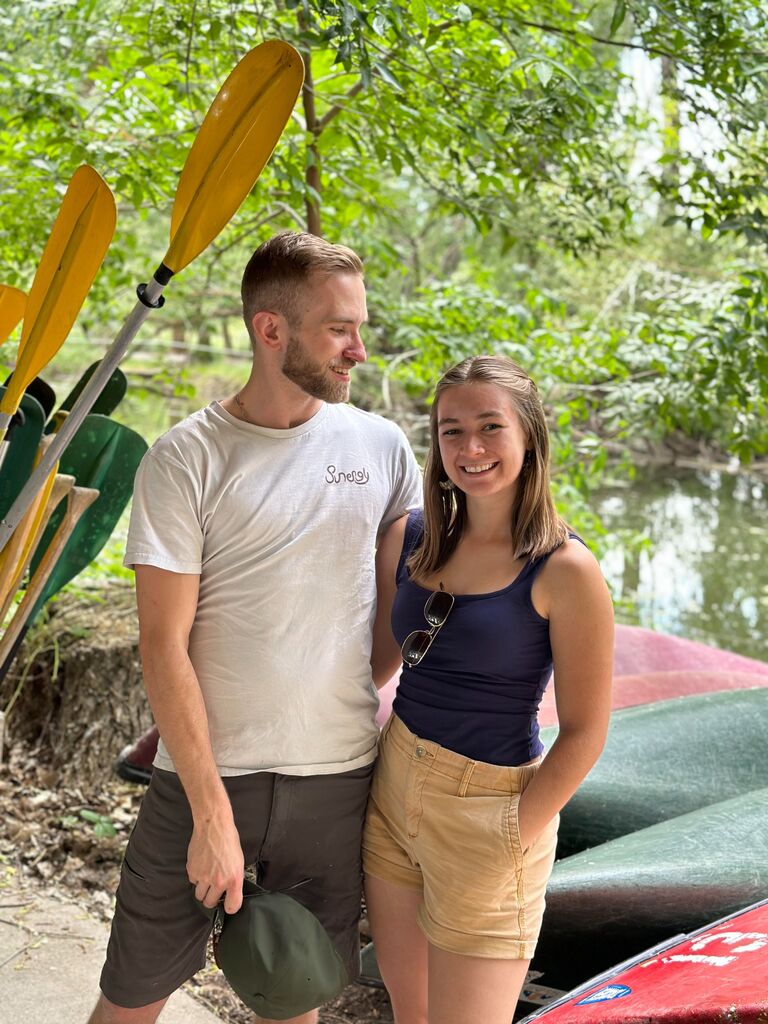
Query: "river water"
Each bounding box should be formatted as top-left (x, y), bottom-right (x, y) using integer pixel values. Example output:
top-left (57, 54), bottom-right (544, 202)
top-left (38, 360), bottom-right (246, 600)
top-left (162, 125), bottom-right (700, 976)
top-left (597, 468), bottom-right (767, 664)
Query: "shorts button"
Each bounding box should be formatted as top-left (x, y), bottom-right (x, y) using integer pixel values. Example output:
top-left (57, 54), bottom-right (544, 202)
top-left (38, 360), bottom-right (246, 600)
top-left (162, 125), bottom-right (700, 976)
top-left (415, 745), bottom-right (426, 758)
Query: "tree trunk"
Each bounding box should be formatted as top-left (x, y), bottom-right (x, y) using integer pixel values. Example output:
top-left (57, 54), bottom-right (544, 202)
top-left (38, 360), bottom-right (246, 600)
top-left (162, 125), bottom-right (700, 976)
top-left (0, 586), bottom-right (149, 783)
top-left (660, 55), bottom-right (681, 222)
top-left (299, 12), bottom-right (322, 236)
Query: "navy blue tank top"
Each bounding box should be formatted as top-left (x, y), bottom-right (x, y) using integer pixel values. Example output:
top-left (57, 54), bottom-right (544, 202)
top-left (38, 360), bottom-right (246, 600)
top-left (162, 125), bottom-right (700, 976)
top-left (391, 510), bottom-right (572, 766)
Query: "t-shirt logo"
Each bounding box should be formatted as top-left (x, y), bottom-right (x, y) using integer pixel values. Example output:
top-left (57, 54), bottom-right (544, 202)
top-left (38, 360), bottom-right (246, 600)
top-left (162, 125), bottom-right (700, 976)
top-left (326, 464), bottom-right (370, 485)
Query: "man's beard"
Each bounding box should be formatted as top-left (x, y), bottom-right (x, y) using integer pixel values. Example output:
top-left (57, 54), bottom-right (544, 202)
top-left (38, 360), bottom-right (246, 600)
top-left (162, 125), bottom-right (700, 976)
top-left (281, 334), bottom-right (350, 403)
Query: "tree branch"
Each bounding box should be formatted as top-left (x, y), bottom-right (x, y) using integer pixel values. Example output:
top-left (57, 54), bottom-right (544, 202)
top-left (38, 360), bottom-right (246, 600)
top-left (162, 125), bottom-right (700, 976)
top-left (298, 12), bottom-right (322, 236)
top-left (316, 79), bottom-right (365, 135)
top-left (517, 16), bottom-right (705, 72)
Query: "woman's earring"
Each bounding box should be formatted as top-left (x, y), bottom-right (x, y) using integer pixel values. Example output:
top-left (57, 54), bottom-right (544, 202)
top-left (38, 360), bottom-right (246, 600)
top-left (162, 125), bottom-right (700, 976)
top-left (439, 478), bottom-right (455, 491)
top-left (523, 450), bottom-right (533, 471)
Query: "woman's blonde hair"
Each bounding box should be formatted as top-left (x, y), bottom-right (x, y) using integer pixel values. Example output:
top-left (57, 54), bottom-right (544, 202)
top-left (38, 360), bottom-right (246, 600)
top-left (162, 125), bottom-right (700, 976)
top-left (408, 355), bottom-right (568, 579)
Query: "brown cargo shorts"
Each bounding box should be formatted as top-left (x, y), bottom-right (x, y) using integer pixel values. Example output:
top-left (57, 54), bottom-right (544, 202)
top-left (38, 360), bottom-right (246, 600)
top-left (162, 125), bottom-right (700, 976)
top-left (363, 715), bottom-right (558, 959)
top-left (100, 762), bottom-right (374, 1009)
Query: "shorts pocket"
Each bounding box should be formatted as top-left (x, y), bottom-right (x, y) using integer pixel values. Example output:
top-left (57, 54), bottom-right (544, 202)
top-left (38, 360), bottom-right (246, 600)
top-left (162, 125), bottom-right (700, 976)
top-left (424, 790), bottom-right (519, 873)
top-left (506, 793), bottom-right (524, 864)
top-left (122, 854), bottom-right (147, 882)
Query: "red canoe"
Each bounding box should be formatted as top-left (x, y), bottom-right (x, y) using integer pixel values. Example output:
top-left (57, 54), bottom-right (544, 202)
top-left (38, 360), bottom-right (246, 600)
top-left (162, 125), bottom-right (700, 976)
top-left (537, 668), bottom-right (768, 726)
top-left (519, 899), bottom-right (768, 1023)
top-left (611, 624), bottom-right (768, 677)
top-left (376, 624), bottom-right (768, 727)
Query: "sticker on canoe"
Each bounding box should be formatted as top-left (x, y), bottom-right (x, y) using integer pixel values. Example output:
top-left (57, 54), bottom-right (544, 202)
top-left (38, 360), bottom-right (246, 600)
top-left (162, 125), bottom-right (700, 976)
top-left (640, 928), bottom-right (768, 969)
top-left (575, 985), bottom-right (632, 1004)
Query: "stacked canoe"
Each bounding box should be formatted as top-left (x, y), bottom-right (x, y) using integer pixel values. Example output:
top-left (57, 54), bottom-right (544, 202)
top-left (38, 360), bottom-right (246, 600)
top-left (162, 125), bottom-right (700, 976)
top-left (521, 899), bottom-right (768, 1023)
top-left (527, 651), bottom-right (768, 1003)
top-left (375, 622), bottom-right (768, 728)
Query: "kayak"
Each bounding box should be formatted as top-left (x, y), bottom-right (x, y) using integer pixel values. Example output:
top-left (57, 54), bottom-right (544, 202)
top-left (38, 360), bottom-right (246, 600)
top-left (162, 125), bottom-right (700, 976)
top-left (376, 623), bottom-right (768, 728)
top-left (544, 688), bottom-right (768, 857)
top-left (519, 898), bottom-right (768, 1023)
top-left (530, 786), bottom-right (768, 992)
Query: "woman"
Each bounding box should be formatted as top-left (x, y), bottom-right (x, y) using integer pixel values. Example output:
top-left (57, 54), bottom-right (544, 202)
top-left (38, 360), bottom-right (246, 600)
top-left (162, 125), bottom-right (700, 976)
top-left (363, 355), bottom-right (614, 1024)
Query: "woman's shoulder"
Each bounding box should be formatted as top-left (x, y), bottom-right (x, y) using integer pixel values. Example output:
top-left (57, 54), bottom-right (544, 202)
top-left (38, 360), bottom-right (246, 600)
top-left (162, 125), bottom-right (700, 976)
top-left (533, 535), bottom-right (604, 595)
top-left (533, 535), bottom-right (609, 614)
top-left (541, 535), bottom-right (599, 576)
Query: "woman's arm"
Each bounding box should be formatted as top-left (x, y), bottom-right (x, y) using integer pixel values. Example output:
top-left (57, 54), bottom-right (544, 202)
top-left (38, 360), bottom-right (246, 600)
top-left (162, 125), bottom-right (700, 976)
top-left (516, 540), bottom-right (614, 850)
top-left (370, 514), bottom-right (409, 689)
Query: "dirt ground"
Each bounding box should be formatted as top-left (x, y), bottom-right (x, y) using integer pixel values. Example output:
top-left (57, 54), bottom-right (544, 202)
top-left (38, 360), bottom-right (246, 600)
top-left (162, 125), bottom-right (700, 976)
top-left (0, 740), bottom-right (394, 1023)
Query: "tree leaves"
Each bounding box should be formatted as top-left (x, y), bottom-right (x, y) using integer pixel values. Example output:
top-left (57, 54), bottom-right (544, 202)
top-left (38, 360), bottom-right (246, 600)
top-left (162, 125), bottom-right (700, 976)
top-left (610, 0), bottom-right (627, 37)
top-left (1, 0), bottom-right (767, 478)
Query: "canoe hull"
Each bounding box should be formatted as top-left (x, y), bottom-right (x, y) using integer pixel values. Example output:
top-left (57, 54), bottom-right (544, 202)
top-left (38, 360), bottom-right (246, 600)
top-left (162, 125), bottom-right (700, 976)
top-left (521, 899), bottom-right (768, 1023)
top-left (546, 688), bottom-right (768, 857)
top-left (531, 788), bottom-right (768, 992)
top-left (376, 624), bottom-right (768, 728)
top-left (538, 668), bottom-right (768, 726)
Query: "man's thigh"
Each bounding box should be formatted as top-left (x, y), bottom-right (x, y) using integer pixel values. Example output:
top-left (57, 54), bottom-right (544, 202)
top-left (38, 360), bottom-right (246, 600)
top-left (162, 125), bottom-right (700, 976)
top-left (101, 763), bottom-right (373, 1007)
top-left (101, 768), bottom-right (274, 1008)
top-left (242, 763), bottom-right (374, 982)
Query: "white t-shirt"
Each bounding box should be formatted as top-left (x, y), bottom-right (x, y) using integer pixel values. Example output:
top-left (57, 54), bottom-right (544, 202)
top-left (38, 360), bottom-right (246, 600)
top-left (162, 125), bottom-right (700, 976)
top-left (124, 400), bottom-right (421, 776)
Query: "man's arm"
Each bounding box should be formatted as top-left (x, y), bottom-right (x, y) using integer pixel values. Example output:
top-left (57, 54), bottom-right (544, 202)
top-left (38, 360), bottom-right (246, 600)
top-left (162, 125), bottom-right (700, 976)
top-left (135, 564), bottom-right (244, 913)
top-left (370, 515), bottom-right (409, 688)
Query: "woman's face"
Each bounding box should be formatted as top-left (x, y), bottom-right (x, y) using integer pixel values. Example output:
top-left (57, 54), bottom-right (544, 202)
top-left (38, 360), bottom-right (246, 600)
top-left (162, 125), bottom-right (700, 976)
top-left (436, 382), bottom-right (529, 502)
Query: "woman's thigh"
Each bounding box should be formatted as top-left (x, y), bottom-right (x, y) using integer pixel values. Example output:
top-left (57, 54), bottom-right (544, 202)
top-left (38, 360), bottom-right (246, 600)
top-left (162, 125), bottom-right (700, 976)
top-left (427, 945), bottom-right (530, 1024)
top-left (364, 876), bottom-right (530, 1024)
top-left (364, 875), bottom-right (427, 1024)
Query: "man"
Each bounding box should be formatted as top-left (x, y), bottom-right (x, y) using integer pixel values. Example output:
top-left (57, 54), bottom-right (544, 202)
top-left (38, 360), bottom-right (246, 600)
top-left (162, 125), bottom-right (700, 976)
top-left (89, 231), bottom-right (421, 1024)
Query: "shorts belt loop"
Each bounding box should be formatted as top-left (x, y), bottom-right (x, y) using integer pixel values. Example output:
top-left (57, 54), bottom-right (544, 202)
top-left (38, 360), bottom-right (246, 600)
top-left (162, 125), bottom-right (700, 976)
top-left (458, 760), bottom-right (476, 797)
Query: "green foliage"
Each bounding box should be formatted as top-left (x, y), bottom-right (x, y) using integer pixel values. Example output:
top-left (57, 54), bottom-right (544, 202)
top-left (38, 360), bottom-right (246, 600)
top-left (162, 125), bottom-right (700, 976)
top-left (61, 808), bottom-right (117, 838)
top-left (0, 0), bottom-right (766, 523)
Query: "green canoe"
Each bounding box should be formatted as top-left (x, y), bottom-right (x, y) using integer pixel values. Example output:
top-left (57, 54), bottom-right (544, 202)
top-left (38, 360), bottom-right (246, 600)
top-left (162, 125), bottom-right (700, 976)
top-left (545, 688), bottom-right (768, 858)
top-left (531, 786), bottom-right (768, 991)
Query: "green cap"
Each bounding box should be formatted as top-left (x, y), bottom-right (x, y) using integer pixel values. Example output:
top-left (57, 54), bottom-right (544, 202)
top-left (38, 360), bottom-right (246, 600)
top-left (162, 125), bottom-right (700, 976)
top-left (206, 879), bottom-right (349, 1020)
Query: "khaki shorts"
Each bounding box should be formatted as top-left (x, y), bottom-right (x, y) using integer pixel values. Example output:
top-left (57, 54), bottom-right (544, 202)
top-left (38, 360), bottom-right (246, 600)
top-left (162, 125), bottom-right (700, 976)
top-left (362, 715), bottom-right (558, 959)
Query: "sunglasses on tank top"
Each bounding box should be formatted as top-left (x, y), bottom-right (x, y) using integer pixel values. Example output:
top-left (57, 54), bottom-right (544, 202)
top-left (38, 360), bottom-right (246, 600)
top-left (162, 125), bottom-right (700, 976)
top-left (401, 585), bottom-right (455, 668)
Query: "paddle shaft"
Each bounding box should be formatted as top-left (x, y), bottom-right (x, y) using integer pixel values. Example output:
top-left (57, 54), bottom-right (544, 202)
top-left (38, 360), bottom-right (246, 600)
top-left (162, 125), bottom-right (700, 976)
top-left (0, 436), bottom-right (58, 602)
top-left (0, 473), bottom-right (75, 623)
top-left (0, 418), bottom-right (147, 682)
top-left (0, 275), bottom-right (165, 554)
top-left (0, 485), bottom-right (100, 669)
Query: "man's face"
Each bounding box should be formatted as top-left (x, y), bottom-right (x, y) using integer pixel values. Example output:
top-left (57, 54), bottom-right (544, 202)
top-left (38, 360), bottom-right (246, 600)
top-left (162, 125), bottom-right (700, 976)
top-left (281, 272), bottom-right (368, 403)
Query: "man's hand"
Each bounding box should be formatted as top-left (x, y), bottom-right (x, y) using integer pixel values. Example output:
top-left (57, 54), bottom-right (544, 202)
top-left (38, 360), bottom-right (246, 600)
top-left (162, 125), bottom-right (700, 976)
top-left (187, 812), bottom-right (245, 915)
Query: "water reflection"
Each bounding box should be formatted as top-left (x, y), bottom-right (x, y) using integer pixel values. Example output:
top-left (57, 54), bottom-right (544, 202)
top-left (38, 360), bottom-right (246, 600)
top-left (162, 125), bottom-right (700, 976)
top-left (597, 469), bottom-right (767, 663)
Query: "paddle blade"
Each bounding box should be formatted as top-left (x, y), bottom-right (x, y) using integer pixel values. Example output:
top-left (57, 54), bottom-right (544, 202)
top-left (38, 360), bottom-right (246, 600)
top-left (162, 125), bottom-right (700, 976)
top-left (59, 362), bottom-right (127, 415)
top-left (0, 390), bottom-right (46, 520)
top-left (44, 362), bottom-right (127, 434)
top-left (164, 40), bottom-right (304, 274)
top-left (0, 286), bottom-right (26, 344)
top-left (29, 415), bottom-right (148, 614)
top-left (2, 374), bottom-right (56, 420)
top-left (0, 167), bottom-right (116, 419)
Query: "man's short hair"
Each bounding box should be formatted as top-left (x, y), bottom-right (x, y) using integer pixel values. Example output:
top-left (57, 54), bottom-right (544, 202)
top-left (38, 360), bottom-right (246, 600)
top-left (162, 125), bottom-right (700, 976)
top-left (241, 231), bottom-right (363, 339)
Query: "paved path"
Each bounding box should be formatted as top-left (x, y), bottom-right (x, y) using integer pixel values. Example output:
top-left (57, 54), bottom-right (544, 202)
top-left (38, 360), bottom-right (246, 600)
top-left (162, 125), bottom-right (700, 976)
top-left (0, 872), bottom-right (218, 1023)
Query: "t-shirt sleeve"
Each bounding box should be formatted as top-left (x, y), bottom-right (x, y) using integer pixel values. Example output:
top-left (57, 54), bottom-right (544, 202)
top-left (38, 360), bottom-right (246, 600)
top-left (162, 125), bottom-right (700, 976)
top-left (379, 428), bottom-right (422, 534)
top-left (123, 449), bottom-right (203, 574)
